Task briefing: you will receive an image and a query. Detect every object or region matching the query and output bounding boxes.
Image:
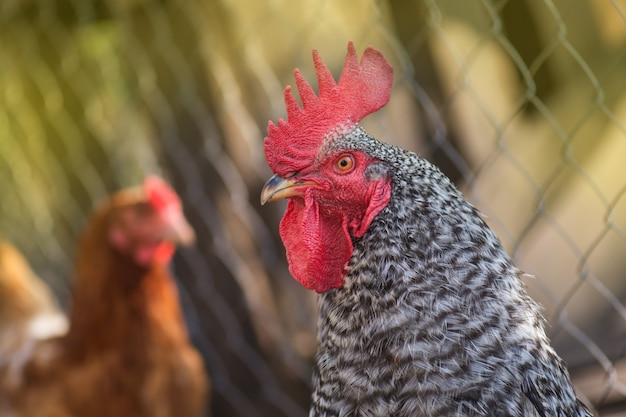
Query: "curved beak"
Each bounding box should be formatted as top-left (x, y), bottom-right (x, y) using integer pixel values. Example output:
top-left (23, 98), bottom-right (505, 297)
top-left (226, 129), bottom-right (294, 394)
top-left (161, 208), bottom-right (196, 246)
top-left (260, 174), bottom-right (317, 205)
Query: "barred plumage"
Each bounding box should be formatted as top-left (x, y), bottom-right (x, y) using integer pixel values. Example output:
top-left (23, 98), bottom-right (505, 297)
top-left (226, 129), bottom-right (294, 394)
top-left (308, 128), bottom-right (592, 417)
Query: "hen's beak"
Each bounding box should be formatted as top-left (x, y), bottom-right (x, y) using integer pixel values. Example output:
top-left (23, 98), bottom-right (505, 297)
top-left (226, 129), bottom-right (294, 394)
top-left (161, 208), bottom-right (196, 246)
top-left (260, 174), bottom-right (317, 205)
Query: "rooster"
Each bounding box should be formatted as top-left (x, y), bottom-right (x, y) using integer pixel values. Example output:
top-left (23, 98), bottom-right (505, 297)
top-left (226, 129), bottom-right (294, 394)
top-left (261, 42), bottom-right (593, 416)
top-left (0, 177), bottom-right (209, 417)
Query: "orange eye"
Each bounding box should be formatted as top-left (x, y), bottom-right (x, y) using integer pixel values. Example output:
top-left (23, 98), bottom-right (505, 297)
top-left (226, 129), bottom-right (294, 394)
top-left (335, 155), bottom-right (354, 172)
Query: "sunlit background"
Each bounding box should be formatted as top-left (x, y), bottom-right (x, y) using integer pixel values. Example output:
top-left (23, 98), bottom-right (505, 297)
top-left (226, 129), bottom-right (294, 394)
top-left (1, 0), bottom-right (625, 415)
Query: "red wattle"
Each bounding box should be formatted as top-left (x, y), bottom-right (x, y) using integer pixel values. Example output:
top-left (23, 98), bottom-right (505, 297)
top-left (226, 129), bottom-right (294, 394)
top-left (279, 196), bottom-right (352, 293)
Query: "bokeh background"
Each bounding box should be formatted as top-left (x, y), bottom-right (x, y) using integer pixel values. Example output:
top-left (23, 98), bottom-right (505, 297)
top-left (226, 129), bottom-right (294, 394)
top-left (1, 0), bottom-right (625, 415)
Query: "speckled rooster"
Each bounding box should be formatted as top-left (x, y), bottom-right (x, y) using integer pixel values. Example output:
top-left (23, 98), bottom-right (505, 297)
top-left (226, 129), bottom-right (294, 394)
top-left (261, 42), bottom-right (594, 417)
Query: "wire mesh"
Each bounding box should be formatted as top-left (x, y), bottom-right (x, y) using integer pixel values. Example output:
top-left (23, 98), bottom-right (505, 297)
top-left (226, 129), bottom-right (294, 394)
top-left (0, 0), bottom-right (625, 416)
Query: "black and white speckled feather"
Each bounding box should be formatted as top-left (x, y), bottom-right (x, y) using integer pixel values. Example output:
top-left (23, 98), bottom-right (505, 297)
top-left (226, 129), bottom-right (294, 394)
top-left (309, 127), bottom-right (593, 417)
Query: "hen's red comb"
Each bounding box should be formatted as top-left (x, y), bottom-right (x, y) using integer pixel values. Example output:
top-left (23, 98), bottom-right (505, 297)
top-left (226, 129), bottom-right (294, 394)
top-left (143, 176), bottom-right (181, 212)
top-left (264, 42), bottom-right (393, 176)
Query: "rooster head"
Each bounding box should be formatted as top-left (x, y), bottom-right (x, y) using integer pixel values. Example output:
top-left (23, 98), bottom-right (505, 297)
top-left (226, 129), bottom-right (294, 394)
top-left (107, 176), bottom-right (195, 266)
top-left (261, 42), bottom-right (393, 293)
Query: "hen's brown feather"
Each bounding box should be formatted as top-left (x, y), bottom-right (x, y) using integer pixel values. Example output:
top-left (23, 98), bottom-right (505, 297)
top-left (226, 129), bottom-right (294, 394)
top-left (0, 241), bottom-right (67, 362)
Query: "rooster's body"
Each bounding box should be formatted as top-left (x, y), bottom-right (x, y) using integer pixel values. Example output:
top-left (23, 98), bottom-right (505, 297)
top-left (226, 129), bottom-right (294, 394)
top-left (261, 43), bottom-right (593, 416)
top-left (309, 130), bottom-right (589, 416)
top-left (0, 177), bottom-right (208, 417)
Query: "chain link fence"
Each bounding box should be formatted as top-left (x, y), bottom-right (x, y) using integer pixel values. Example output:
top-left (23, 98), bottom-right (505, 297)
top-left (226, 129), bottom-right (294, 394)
top-left (1, 0), bottom-right (625, 416)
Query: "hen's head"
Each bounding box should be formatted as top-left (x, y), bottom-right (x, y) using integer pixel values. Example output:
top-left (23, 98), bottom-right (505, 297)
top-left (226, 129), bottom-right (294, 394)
top-left (106, 176), bottom-right (195, 266)
top-left (261, 42), bottom-right (394, 293)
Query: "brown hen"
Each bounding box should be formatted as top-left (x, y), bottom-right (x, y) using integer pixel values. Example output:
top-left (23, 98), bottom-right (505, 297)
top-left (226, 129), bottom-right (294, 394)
top-left (0, 177), bottom-right (209, 417)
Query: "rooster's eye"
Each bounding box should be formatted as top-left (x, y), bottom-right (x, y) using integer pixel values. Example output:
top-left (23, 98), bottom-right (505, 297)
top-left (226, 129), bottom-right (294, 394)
top-left (334, 155), bottom-right (354, 173)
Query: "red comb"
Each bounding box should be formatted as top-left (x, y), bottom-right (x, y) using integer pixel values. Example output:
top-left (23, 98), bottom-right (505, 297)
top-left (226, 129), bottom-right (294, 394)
top-left (143, 176), bottom-right (181, 212)
top-left (264, 42), bottom-right (393, 176)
